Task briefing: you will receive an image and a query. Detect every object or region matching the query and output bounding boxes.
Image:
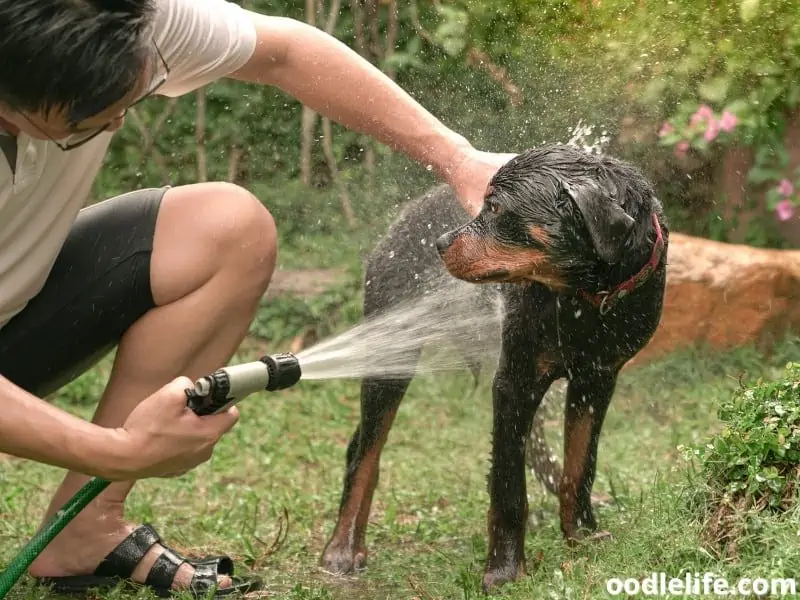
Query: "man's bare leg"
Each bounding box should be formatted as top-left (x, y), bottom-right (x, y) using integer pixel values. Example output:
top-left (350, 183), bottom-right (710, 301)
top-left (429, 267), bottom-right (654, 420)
top-left (29, 182), bottom-right (277, 590)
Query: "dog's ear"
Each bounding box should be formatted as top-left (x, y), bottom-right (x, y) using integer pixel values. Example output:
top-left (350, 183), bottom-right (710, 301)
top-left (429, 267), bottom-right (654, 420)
top-left (564, 182), bottom-right (635, 264)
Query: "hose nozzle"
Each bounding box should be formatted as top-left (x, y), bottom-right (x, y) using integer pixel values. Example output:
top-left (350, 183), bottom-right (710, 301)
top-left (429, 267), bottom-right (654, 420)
top-left (186, 352), bottom-right (301, 416)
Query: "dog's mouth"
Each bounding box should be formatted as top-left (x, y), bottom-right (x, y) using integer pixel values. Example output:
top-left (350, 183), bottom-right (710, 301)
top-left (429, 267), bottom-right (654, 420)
top-left (467, 270), bottom-right (511, 283)
top-left (466, 267), bottom-right (568, 289)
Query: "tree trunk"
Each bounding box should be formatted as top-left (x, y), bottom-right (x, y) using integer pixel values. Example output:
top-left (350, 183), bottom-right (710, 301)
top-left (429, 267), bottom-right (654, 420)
top-left (385, 0), bottom-right (398, 81)
top-left (300, 0), bottom-right (318, 186)
top-left (195, 88), bottom-right (207, 182)
top-left (349, 0), bottom-right (375, 176)
top-left (322, 118), bottom-right (356, 227)
top-left (319, 0), bottom-right (355, 226)
top-left (227, 145), bottom-right (243, 183)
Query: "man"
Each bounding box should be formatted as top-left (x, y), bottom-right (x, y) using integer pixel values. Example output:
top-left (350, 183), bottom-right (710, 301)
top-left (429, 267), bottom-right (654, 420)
top-left (0, 0), bottom-right (513, 597)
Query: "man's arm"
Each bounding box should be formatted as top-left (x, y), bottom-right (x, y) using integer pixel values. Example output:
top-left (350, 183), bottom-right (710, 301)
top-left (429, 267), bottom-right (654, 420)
top-left (0, 376), bottom-right (129, 479)
top-left (228, 15), bottom-right (508, 213)
top-left (0, 374), bottom-right (239, 481)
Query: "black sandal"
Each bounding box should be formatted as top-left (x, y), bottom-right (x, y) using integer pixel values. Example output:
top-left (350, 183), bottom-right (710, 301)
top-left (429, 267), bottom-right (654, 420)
top-left (36, 524), bottom-right (262, 598)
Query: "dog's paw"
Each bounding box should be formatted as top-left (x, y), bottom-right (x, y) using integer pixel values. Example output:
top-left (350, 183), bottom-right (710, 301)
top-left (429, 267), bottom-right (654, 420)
top-left (482, 562), bottom-right (526, 594)
top-left (320, 544), bottom-right (367, 575)
top-left (590, 490), bottom-right (614, 507)
top-left (584, 530), bottom-right (613, 543)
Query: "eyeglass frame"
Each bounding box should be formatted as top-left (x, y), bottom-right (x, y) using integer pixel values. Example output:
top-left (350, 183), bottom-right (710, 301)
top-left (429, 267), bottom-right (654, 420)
top-left (21, 41), bottom-right (170, 151)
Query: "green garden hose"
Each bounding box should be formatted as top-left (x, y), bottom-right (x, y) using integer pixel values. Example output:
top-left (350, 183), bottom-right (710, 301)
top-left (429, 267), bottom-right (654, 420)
top-left (0, 477), bottom-right (111, 598)
top-left (0, 352), bottom-right (302, 599)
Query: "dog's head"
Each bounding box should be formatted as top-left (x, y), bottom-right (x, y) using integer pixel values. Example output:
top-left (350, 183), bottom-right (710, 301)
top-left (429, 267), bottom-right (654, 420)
top-left (436, 143), bottom-right (664, 293)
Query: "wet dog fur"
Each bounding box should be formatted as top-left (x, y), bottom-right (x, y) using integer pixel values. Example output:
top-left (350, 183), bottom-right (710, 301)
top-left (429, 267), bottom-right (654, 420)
top-left (320, 143), bottom-right (669, 592)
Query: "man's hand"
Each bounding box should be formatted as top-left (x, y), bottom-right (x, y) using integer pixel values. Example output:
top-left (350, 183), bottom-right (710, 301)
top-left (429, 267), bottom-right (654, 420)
top-left (445, 149), bottom-right (518, 217)
top-left (0, 374), bottom-right (239, 482)
top-left (110, 377), bottom-right (240, 480)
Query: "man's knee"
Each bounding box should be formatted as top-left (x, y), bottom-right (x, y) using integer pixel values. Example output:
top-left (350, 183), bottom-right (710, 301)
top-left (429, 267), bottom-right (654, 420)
top-left (206, 182), bottom-right (277, 265)
top-left (164, 182), bottom-right (277, 292)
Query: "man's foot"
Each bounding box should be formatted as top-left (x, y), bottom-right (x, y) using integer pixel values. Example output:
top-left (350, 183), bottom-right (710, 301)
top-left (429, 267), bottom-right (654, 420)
top-left (29, 505), bottom-right (259, 597)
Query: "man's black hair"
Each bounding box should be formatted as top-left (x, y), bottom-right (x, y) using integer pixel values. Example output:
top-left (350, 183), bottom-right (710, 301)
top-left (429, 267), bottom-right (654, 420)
top-left (0, 0), bottom-right (157, 124)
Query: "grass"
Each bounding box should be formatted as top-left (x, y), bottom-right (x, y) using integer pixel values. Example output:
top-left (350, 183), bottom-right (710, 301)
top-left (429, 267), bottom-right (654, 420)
top-left (2, 307), bottom-right (800, 599)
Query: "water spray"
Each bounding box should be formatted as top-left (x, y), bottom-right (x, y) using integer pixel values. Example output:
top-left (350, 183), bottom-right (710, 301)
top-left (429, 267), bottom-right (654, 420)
top-left (0, 353), bottom-right (302, 599)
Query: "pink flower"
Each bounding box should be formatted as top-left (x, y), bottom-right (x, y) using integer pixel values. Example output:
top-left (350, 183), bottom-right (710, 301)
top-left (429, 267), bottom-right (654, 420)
top-left (704, 118), bottom-right (720, 142)
top-left (775, 199), bottom-right (794, 221)
top-left (659, 122), bottom-right (675, 137)
top-left (690, 104), bottom-right (714, 126)
top-left (674, 140), bottom-right (690, 157)
top-left (719, 111), bottom-right (738, 132)
top-left (778, 178), bottom-right (794, 197)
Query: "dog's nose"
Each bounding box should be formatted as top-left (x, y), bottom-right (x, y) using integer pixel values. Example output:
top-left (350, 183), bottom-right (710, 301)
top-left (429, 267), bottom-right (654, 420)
top-left (435, 234), bottom-right (450, 256)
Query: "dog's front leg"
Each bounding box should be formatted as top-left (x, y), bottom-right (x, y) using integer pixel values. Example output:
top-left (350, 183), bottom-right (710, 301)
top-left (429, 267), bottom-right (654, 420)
top-left (483, 346), bottom-right (550, 592)
top-left (559, 370), bottom-right (617, 544)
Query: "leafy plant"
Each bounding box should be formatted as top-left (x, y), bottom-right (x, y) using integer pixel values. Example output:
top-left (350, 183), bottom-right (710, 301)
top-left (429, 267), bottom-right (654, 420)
top-left (543, 0), bottom-right (800, 235)
top-left (681, 362), bottom-right (800, 554)
top-left (692, 362), bottom-right (800, 506)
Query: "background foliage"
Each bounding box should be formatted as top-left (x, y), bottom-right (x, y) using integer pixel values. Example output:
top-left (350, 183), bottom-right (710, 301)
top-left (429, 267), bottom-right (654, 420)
top-left (92, 0), bottom-right (799, 259)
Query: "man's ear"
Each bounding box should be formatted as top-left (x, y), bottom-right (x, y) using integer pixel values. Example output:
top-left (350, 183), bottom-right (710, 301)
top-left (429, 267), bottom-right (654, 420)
top-left (563, 182), bottom-right (635, 264)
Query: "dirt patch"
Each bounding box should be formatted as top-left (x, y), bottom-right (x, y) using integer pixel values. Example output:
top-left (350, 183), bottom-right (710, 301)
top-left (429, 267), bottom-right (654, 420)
top-left (263, 267), bottom-right (347, 299)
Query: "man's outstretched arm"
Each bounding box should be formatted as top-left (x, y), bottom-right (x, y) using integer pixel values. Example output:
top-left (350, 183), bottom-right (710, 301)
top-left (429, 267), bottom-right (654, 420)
top-left (229, 14), bottom-right (514, 215)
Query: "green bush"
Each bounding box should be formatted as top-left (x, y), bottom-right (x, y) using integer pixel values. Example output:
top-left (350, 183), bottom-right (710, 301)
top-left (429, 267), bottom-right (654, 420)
top-left (682, 361), bottom-right (800, 554)
top-left (694, 362), bottom-right (800, 506)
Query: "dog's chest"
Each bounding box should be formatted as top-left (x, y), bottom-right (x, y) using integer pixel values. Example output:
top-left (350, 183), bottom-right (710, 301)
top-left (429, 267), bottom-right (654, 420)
top-left (513, 290), bottom-right (642, 373)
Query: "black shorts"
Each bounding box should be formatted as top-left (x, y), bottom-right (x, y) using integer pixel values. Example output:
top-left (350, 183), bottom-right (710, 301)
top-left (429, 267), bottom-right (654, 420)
top-left (0, 187), bottom-right (168, 398)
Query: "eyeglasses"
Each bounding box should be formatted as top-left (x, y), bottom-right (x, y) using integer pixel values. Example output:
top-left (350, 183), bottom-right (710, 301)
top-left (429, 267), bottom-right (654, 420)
top-left (25, 42), bottom-right (170, 151)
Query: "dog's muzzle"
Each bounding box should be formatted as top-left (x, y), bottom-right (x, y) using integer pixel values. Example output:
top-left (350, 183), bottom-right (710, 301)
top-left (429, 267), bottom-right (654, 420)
top-left (435, 232), bottom-right (455, 257)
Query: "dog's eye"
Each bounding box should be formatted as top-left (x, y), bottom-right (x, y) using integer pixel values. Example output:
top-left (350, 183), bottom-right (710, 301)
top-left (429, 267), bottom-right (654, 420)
top-left (485, 199), bottom-right (501, 214)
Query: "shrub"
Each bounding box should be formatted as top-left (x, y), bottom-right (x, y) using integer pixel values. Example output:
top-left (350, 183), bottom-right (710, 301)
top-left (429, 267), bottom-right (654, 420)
top-left (682, 362), bottom-right (800, 555)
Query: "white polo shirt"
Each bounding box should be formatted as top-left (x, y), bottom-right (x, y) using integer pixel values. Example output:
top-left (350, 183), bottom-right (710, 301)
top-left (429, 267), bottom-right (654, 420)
top-left (0, 0), bottom-right (258, 327)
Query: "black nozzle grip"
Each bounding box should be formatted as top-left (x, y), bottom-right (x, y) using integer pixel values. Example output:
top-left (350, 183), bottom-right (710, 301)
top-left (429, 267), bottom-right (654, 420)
top-left (261, 352), bottom-right (302, 391)
top-left (184, 371), bottom-right (231, 416)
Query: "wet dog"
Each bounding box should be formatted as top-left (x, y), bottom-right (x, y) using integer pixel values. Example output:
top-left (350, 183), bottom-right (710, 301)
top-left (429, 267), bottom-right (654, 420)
top-left (321, 143), bottom-right (668, 591)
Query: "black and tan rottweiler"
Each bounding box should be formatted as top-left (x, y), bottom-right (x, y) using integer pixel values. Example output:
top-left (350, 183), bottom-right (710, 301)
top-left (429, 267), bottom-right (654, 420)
top-left (321, 143), bottom-right (668, 592)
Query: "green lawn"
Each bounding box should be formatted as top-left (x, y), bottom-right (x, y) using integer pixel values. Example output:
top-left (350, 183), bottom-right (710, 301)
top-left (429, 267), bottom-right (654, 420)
top-left (2, 316), bottom-right (799, 599)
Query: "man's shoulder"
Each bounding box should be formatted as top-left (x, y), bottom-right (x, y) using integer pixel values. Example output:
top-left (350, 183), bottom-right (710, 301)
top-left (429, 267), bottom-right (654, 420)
top-left (150, 0), bottom-right (258, 98)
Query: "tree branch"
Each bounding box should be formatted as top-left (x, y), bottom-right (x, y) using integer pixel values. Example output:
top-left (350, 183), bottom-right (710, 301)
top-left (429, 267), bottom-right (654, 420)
top-left (465, 48), bottom-right (524, 108)
top-left (409, 0), bottom-right (524, 107)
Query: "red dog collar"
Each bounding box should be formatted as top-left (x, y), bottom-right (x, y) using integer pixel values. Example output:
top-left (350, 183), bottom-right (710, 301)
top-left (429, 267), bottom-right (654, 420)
top-left (579, 213), bottom-right (664, 315)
